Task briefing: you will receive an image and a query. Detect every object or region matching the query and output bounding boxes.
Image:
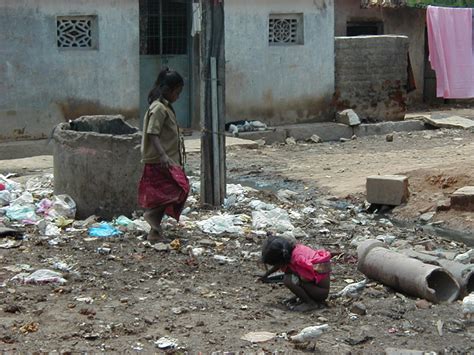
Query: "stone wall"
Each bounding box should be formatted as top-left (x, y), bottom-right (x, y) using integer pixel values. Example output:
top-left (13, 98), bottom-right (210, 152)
top-left (0, 0), bottom-right (139, 142)
top-left (334, 35), bottom-right (409, 122)
top-left (224, 0), bottom-right (335, 125)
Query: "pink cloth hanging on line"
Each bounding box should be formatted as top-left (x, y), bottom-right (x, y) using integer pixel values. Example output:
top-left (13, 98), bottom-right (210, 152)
top-left (427, 6), bottom-right (474, 99)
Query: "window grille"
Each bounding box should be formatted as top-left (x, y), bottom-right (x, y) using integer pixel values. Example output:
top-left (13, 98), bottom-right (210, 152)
top-left (57, 16), bottom-right (96, 48)
top-left (269, 14), bottom-right (304, 45)
top-left (140, 0), bottom-right (188, 55)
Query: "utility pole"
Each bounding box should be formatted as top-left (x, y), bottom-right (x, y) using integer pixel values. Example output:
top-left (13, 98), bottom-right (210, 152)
top-left (199, 0), bottom-right (226, 207)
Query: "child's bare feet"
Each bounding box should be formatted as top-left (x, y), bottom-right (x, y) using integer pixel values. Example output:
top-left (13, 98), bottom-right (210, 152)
top-left (147, 227), bottom-right (164, 243)
top-left (291, 301), bottom-right (322, 312)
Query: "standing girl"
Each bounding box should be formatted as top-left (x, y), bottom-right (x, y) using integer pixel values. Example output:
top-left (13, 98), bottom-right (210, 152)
top-left (259, 236), bottom-right (331, 312)
top-left (138, 68), bottom-right (189, 242)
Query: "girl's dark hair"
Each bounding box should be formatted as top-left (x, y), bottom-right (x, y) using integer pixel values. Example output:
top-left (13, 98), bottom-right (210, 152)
top-left (148, 67), bottom-right (184, 104)
top-left (261, 236), bottom-right (295, 266)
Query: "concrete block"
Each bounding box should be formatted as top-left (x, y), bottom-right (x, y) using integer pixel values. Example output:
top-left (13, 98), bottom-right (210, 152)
top-left (237, 129), bottom-right (287, 144)
top-left (366, 175), bottom-right (409, 206)
top-left (451, 186), bottom-right (474, 211)
top-left (0, 139), bottom-right (53, 160)
top-left (285, 123), bottom-right (352, 142)
top-left (354, 121), bottom-right (426, 137)
top-left (336, 109), bottom-right (361, 126)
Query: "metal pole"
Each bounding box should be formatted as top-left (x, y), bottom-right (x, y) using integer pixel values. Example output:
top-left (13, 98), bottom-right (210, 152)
top-left (210, 56), bottom-right (221, 206)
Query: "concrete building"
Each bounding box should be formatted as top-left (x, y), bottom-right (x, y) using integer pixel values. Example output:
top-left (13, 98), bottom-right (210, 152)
top-left (0, 0), bottom-right (335, 144)
top-left (334, 0), bottom-right (430, 103)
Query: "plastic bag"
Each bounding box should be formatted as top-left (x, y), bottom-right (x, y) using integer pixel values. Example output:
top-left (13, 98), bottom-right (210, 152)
top-left (49, 195), bottom-right (76, 219)
top-left (252, 208), bottom-right (294, 233)
top-left (25, 174), bottom-right (54, 197)
top-left (0, 190), bottom-right (12, 206)
top-left (5, 204), bottom-right (38, 222)
top-left (12, 269), bottom-right (67, 284)
top-left (88, 222), bottom-right (122, 238)
top-left (197, 214), bottom-right (244, 234)
top-left (115, 215), bottom-right (134, 227)
top-left (248, 200), bottom-right (276, 211)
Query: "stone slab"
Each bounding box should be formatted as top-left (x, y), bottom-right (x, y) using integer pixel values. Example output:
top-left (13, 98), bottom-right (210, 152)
top-left (237, 129), bottom-right (287, 145)
top-left (285, 123), bottom-right (353, 142)
top-left (184, 136), bottom-right (258, 154)
top-left (366, 175), bottom-right (409, 206)
top-left (354, 120), bottom-right (426, 137)
top-left (422, 115), bottom-right (474, 129)
top-left (0, 139), bottom-right (53, 160)
top-left (451, 186), bottom-right (474, 212)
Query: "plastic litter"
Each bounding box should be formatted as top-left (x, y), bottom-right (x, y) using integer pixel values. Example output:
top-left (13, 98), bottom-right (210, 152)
top-left (13, 269), bottom-right (67, 284)
top-left (25, 174), bottom-right (54, 197)
top-left (197, 214), bottom-right (244, 235)
top-left (88, 222), bottom-right (122, 238)
top-left (249, 200), bottom-right (276, 211)
top-left (49, 195), bottom-right (76, 219)
top-left (276, 189), bottom-right (298, 203)
top-left (252, 208), bottom-right (294, 233)
top-left (10, 192), bottom-right (34, 206)
top-left (115, 215), bottom-right (134, 227)
top-left (213, 255), bottom-right (236, 264)
top-left (463, 293), bottom-right (474, 318)
top-left (454, 249), bottom-right (474, 264)
top-left (155, 336), bottom-right (179, 349)
top-left (334, 279), bottom-right (367, 298)
top-left (37, 220), bottom-right (61, 236)
top-left (5, 204), bottom-right (38, 222)
top-left (0, 190), bottom-right (12, 206)
top-left (290, 324), bottom-right (330, 343)
top-left (241, 331), bottom-right (276, 343)
top-left (0, 183), bottom-right (5, 191)
top-left (0, 240), bottom-right (22, 249)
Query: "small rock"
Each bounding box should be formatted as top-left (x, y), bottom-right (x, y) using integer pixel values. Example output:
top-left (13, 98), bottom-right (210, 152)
top-left (340, 138), bottom-right (350, 143)
top-left (415, 299), bottom-right (432, 309)
top-left (350, 302), bottom-right (367, 316)
top-left (308, 134), bottom-right (322, 143)
top-left (120, 297), bottom-right (129, 304)
top-left (419, 212), bottom-right (435, 223)
top-left (285, 137), bottom-right (297, 145)
top-left (3, 304), bottom-right (21, 313)
top-left (351, 135), bottom-right (357, 140)
top-left (144, 316), bottom-right (154, 325)
top-left (386, 134), bottom-right (394, 142)
top-left (336, 109), bottom-right (361, 126)
top-left (436, 199), bottom-right (451, 212)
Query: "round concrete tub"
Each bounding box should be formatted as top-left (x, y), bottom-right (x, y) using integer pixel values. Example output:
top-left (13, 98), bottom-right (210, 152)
top-left (53, 115), bottom-right (142, 219)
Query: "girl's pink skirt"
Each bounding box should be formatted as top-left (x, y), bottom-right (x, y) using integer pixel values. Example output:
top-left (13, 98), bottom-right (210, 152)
top-left (138, 164), bottom-right (189, 221)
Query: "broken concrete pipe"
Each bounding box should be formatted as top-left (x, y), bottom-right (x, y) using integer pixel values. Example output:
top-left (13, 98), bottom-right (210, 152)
top-left (436, 259), bottom-right (474, 298)
top-left (52, 115), bottom-right (142, 219)
top-left (357, 240), bottom-right (460, 303)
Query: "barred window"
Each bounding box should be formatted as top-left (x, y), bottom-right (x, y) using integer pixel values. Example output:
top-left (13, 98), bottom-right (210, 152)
top-left (269, 14), bottom-right (304, 45)
top-left (57, 16), bottom-right (98, 49)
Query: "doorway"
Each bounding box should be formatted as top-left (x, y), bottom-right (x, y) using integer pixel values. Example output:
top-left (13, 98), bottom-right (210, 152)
top-left (139, 0), bottom-right (191, 127)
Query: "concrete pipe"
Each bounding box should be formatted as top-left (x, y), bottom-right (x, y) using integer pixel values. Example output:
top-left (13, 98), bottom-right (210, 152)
top-left (53, 115), bottom-right (142, 219)
top-left (436, 260), bottom-right (474, 298)
top-left (357, 240), bottom-right (460, 303)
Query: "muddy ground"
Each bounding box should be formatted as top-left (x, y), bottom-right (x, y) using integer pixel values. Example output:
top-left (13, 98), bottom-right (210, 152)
top-left (1, 127), bottom-right (473, 353)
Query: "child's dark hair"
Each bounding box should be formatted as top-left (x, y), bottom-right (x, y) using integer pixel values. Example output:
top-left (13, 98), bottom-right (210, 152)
top-left (148, 67), bottom-right (184, 104)
top-left (261, 236), bottom-right (295, 266)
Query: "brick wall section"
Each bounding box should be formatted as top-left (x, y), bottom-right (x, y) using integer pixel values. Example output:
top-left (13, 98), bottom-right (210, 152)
top-left (335, 35), bottom-right (409, 122)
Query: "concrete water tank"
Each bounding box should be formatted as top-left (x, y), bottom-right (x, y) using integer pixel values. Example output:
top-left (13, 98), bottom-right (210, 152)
top-left (53, 115), bottom-right (142, 219)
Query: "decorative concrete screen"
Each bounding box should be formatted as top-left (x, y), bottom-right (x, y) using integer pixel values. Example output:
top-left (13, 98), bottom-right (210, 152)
top-left (269, 13), bottom-right (304, 45)
top-left (57, 16), bottom-right (97, 48)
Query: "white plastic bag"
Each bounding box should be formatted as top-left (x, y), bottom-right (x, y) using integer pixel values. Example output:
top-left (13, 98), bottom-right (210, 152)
top-left (252, 208), bottom-right (294, 233)
top-left (197, 214), bottom-right (244, 234)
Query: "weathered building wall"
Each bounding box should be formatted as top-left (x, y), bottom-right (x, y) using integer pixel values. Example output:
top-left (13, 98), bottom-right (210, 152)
top-left (335, 35), bottom-right (409, 122)
top-left (334, 0), bottom-right (425, 102)
top-left (0, 0), bottom-right (139, 142)
top-left (224, 0), bottom-right (335, 125)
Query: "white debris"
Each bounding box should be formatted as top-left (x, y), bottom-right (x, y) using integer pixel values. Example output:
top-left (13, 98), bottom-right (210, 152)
top-left (241, 331), bottom-right (276, 343)
top-left (197, 214), bottom-right (244, 235)
top-left (155, 336), bottom-right (179, 349)
top-left (462, 293), bottom-right (474, 318)
top-left (12, 269), bottom-right (67, 285)
top-left (334, 279), bottom-right (367, 298)
top-left (252, 208), bottom-right (294, 233)
top-left (290, 324), bottom-right (330, 343)
top-left (213, 255), bottom-right (237, 264)
top-left (276, 189), bottom-right (298, 203)
top-left (248, 200), bottom-right (276, 211)
top-left (454, 249), bottom-right (474, 264)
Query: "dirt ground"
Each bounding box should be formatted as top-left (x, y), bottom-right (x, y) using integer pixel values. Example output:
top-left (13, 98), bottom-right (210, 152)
top-left (0, 126), bottom-right (473, 353)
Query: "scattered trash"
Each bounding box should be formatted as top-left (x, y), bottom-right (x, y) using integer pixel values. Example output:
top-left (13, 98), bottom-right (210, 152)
top-left (96, 247), bottom-right (112, 255)
top-left (252, 208), bottom-right (294, 233)
top-left (420, 212), bottom-right (436, 223)
top-left (454, 249), bottom-right (474, 264)
top-left (290, 324), bottom-right (330, 343)
top-left (12, 269), bottom-right (67, 285)
top-left (436, 320), bottom-right (444, 336)
top-left (155, 336), bottom-right (179, 349)
top-left (37, 220), bottom-right (62, 236)
top-left (19, 322), bottom-right (39, 334)
top-left (88, 222), bottom-right (122, 238)
top-left (197, 214), bottom-right (244, 235)
top-left (115, 215), bottom-right (134, 227)
top-left (308, 134), bottom-right (322, 143)
top-left (170, 239), bottom-right (181, 250)
top-left (213, 255), bottom-right (236, 264)
top-left (276, 189), bottom-right (298, 203)
top-left (462, 293), bottom-right (474, 319)
top-left (4, 204), bottom-right (38, 222)
top-left (0, 240), bottom-right (22, 249)
top-left (241, 331), bottom-right (276, 343)
top-left (227, 120), bottom-right (267, 136)
top-left (334, 279), bottom-right (367, 299)
top-left (285, 137), bottom-right (297, 145)
top-left (248, 200), bottom-right (276, 211)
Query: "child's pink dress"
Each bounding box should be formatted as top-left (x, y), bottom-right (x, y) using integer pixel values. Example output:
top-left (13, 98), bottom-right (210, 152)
top-left (284, 244), bottom-right (331, 283)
